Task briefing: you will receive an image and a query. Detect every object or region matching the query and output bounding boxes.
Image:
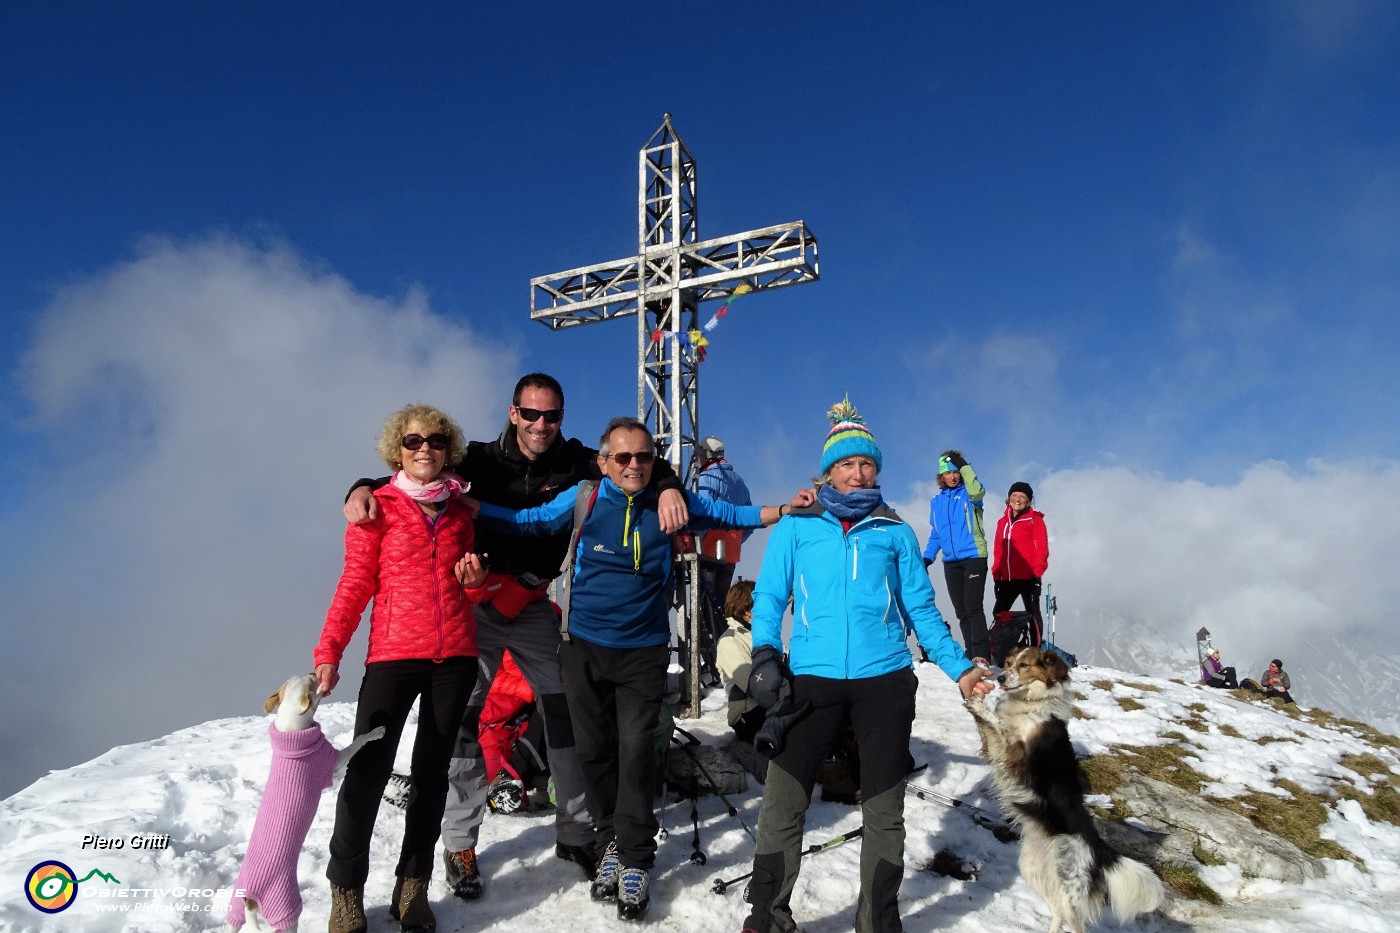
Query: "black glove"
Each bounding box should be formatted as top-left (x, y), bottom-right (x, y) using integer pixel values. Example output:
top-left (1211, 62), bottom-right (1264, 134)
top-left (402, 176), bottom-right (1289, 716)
top-left (754, 698), bottom-right (813, 759)
top-left (748, 645), bottom-right (787, 711)
top-left (946, 450), bottom-right (968, 469)
top-left (923, 556), bottom-right (934, 569)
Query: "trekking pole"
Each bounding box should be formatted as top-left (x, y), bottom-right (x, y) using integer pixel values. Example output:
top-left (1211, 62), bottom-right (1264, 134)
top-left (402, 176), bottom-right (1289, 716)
top-left (673, 729), bottom-right (757, 841)
top-left (688, 775), bottom-right (707, 865)
top-left (711, 827), bottom-right (864, 895)
top-left (904, 781), bottom-right (1017, 839)
top-left (658, 740), bottom-right (677, 841)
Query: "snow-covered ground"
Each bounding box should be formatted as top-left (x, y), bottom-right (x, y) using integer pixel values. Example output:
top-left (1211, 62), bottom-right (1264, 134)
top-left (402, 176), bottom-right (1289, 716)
top-left (3, 663), bottom-right (1398, 932)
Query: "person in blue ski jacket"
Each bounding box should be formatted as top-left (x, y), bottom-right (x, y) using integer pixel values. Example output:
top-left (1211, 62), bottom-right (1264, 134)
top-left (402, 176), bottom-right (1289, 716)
top-left (923, 450), bottom-right (991, 664)
top-left (695, 434), bottom-right (755, 636)
top-left (466, 416), bottom-right (793, 922)
top-left (740, 398), bottom-right (992, 933)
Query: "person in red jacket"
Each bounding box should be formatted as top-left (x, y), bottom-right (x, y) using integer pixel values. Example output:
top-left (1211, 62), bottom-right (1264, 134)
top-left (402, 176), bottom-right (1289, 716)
top-left (990, 481), bottom-right (1049, 651)
top-left (314, 403), bottom-right (487, 933)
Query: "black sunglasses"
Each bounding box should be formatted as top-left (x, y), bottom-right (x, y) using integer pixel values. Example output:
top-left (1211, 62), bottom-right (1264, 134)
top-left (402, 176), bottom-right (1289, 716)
top-left (515, 406), bottom-right (563, 424)
top-left (609, 450), bottom-right (655, 467)
top-left (401, 433), bottom-right (450, 451)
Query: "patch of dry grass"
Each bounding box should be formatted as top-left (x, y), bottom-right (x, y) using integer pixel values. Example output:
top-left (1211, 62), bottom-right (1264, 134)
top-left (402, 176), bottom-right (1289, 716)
top-left (1089, 679), bottom-right (1112, 691)
top-left (1219, 723), bottom-right (1243, 738)
top-left (1159, 863), bottom-right (1222, 904)
top-left (1116, 697), bottom-right (1146, 712)
top-left (1083, 743), bottom-right (1206, 796)
top-left (1210, 779), bottom-right (1352, 861)
top-left (1123, 681), bottom-right (1161, 693)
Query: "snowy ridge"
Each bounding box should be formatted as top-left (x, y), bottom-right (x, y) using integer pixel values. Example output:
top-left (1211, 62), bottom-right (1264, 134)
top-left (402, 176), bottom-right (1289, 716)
top-left (1063, 611), bottom-right (1400, 739)
top-left (3, 663), bottom-right (1399, 932)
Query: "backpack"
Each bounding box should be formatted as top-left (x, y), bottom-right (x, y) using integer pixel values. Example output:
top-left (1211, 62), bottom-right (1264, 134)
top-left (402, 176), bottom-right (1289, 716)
top-left (989, 610), bottom-right (1042, 666)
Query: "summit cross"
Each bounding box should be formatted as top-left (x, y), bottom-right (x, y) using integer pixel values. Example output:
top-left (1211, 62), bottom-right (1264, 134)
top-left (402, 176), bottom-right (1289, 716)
top-left (529, 113), bottom-right (819, 476)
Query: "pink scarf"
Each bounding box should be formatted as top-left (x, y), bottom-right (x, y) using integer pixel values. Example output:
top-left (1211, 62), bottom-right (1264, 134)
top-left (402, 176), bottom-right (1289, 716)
top-left (393, 470), bottom-right (468, 504)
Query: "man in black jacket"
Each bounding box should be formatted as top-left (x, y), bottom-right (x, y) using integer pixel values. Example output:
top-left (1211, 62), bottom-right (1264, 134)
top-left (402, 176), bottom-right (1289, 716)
top-left (343, 373), bottom-right (688, 900)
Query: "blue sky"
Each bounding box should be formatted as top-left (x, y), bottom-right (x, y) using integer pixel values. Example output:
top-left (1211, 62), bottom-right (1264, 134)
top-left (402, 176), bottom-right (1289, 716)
top-left (2, 2), bottom-right (1398, 796)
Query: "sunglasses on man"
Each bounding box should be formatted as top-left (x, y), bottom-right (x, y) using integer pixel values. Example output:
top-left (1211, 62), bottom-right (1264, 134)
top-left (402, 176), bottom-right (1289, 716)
top-left (608, 451), bottom-right (655, 467)
top-left (401, 433), bottom-right (450, 451)
top-left (515, 406), bottom-right (564, 424)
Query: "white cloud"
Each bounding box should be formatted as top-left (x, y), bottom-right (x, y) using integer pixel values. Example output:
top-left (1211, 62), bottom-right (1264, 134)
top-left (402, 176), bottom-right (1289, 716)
top-left (0, 234), bottom-right (518, 796)
top-left (888, 458), bottom-right (1400, 681)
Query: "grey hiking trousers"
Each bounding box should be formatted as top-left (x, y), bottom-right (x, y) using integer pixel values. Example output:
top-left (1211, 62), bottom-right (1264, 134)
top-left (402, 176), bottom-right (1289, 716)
top-left (442, 599), bottom-right (593, 851)
top-left (743, 667), bottom-right (918, 933)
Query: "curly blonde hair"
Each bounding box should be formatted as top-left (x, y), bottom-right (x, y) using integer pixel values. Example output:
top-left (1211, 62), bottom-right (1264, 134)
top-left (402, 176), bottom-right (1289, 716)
top-left (375, 403), bottom-right (468, 471)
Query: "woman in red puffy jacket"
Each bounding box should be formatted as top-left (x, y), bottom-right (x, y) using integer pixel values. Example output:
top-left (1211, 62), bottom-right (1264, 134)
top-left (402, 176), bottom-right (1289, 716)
top-left (313, 403), bottom-right (486, 931)
top-left (990, 481), bottom-right (1049, 649)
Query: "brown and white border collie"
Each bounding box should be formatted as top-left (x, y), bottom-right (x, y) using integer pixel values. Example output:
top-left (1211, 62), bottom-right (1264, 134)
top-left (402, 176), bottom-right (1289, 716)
top-left (965, 646), bottom-right (1164, 933)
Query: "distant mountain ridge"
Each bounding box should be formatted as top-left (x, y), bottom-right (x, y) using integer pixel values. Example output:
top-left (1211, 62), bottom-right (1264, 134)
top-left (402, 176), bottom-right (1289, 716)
top-left (1061, 612), bottom-right (1400, 737)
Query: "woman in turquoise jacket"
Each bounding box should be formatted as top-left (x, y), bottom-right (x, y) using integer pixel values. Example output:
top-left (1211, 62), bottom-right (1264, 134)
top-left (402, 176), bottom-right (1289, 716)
top-left (741, 399), bottom-right (990, 933)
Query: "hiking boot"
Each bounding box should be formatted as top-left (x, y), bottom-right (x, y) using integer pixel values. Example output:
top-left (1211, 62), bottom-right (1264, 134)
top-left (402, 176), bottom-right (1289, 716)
top-left (616, 866), bottom-right (649, 921)
top-left (487, 775), bottom-right (526, 813)
top-left (443, 847), bottom-right (483, 900)
top-left (395, 875), bottom-right (435, 932)
top-left (327, 884), bottom-right (366, 933)
top-left (555, 840), bottom-right (600, 880)
top-left (589, 840), bottom-right (620, 901)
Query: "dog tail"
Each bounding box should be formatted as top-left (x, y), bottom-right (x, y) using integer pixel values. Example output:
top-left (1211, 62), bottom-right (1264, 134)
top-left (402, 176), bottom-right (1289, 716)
top-left (1104, 855), bottom-right (1164, 921)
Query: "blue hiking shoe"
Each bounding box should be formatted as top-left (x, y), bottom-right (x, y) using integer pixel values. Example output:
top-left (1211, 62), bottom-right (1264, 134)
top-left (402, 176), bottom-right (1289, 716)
top-left (616, 866), bottom-right (649, 921)
top-left (589, 840), bottom-right (620, 901)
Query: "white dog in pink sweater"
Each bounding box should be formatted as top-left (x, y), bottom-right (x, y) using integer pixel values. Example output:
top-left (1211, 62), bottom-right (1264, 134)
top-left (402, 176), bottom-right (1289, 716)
top-left (228, 674), bottom-right (384, 933)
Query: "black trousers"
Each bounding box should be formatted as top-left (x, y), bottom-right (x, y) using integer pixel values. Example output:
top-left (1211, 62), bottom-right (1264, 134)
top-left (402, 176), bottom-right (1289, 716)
top-left (1204, 667), bottom-right (1238, 689)
top-left (558, 637), bottom-right (670, 869)
top-left (943, 557), bottom-right (990, 661)
top-left (745, 668), bottom-right (917, 933)
top-left (992, 577), bottom-right (1044, 644)
top-left (327, 656), bottom-right (477, 887)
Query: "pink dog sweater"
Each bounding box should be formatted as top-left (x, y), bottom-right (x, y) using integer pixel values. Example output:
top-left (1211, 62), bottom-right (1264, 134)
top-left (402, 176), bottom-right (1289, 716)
top-left (228, 722), bottom-right (340, 931)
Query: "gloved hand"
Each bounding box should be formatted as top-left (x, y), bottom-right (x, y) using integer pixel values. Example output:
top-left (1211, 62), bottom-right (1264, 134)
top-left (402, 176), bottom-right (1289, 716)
top-left (754, 698), bottom-right (813, 759)
top-left (748, 645), bottom-right (788, 711)
top-left (943, 450), bottom-right (968, 469)
top-left (923, 556), bottom-right (934, 569)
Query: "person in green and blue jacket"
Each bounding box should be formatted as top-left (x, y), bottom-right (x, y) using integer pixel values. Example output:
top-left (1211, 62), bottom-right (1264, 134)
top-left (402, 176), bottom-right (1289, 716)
top-left (922, 450), bottom-right (991, 664)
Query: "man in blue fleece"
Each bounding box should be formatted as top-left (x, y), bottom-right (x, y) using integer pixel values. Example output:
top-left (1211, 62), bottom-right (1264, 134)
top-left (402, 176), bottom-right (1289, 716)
top-left (470, 417), bottom-right (791, 922)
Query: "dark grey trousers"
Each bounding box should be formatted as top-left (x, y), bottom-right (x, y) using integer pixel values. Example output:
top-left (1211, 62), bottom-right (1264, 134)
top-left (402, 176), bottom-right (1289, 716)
top-left (558, 637), bottom-right (670, 869)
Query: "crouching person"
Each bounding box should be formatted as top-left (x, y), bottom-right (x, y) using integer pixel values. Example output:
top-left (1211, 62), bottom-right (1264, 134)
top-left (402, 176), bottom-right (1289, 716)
top-left (741, 399), bottom-right (991, 933)
top-left (465, 417), bottom-right (797, 922)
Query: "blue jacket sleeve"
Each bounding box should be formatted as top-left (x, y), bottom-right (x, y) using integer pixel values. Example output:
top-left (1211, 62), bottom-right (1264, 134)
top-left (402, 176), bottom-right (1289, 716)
top-left (923, 497), bottom-right (943, 562)
top-left (477, 484), bottom-right (580, 536)
top-left (749, 519), bottom-right (796, 653)
top-left (894, 524), bottom-right (974, 682)
top-left (684, 490), bottom-right (763, 530)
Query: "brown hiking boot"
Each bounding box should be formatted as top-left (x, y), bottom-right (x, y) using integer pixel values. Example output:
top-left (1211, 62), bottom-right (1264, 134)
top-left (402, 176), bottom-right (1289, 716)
top-left (443, 847), bottom-right (483, 900)
top-left (327, 884), bottom-right (366, 933)
top-left (396, 875), bottom-right (435, 932)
